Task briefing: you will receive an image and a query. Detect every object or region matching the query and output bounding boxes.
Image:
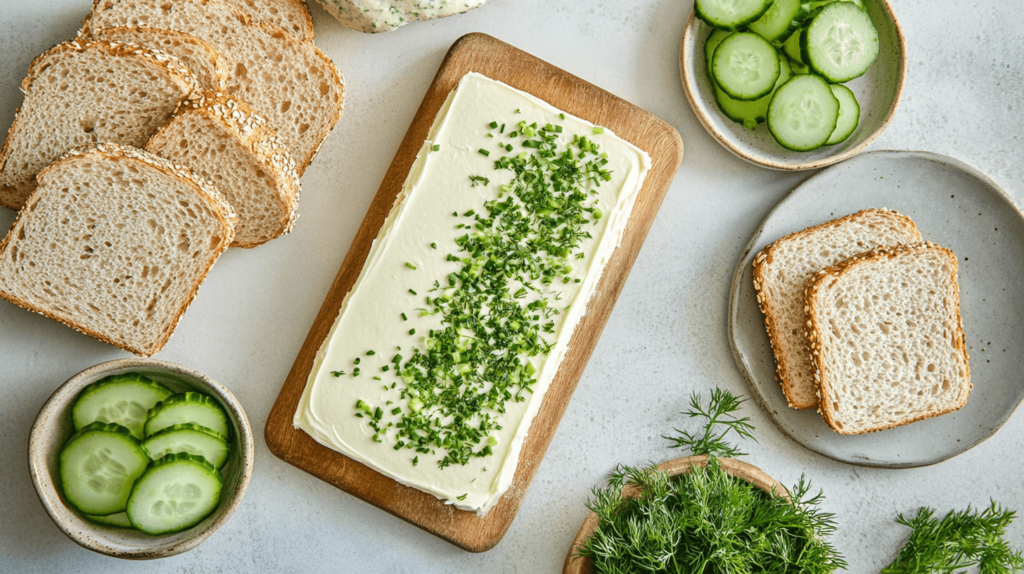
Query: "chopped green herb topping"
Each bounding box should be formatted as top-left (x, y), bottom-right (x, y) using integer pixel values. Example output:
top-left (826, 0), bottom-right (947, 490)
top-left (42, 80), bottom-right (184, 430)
top-left (457, 493), bottom-right (468, 501)
top-left (405, 262), bottom-right (418, 270)
top-left (331, 371), bottom-right (346, 377)
top-left (592, 127), bottom-right (604, 134)
top-left (349, 116), bottom-right (614, 469)
top-left (432, 144), bottom-right (440, 151)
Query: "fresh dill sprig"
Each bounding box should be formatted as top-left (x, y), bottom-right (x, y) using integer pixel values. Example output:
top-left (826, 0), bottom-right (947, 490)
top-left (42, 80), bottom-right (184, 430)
top-left (663, 388), bottom-right (756, 457)
top-left (578, 458), bottom-right (847, 574)
top-left (882, 501), bottom-right (1024, 573)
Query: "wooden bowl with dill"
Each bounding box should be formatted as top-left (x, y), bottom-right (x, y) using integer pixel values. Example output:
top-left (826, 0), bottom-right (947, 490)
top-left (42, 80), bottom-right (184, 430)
top-left (562, 389), bottom-right (845, 574)
top-left (563, 455), bottom-right (786, 574)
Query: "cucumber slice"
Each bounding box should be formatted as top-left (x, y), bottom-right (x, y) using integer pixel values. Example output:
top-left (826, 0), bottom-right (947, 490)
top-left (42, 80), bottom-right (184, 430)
top-left (695, 0), bottom-right (773, 31)
top-left (825, 84), bottom-right (860, 144)
top-left (747, 0), bottom-right (802, 44)
top-left (807, 0), bottom-right (864, 11)
top-left (781, 26), bottom-right (806, 64)
top-left (126, 453), bottom-right (223, 536)
top-left (85, 512), bottom-right (133, 528)
top-left (712, 32), bottom-right (781, 101)
top-left (72, 373), bottom-right (173, 440)
top-left (59, 422), bottom-right (150, 516)
top-left (143, 424), bottom-right (230, 469)
top-left (801, 2), bottom-right (879, 83)
top-left (145, 392), bottom-right (230, 439)
top-left (789, 59), bottom-right (811, 74)
top-left (714, 54), bottom-right (793, 130)
top-left (767, 74), bottom-right (840, 151)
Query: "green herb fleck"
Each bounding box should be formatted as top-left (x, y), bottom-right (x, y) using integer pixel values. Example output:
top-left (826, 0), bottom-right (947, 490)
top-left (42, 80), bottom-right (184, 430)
top-left (592, 127), bottom-right (604, 134)
top-left (331, 370), bottom-right (346, 377)
top-left (457, 494), bottom-right (468, 501)
top-left (405, 262), bottom-right (418, 270)
top-left (469, 175), bottom-right (490, 187)
top-left (478, 148), bottom-right (490, 156)
top-left (432, 144), bottom-right (440, 151)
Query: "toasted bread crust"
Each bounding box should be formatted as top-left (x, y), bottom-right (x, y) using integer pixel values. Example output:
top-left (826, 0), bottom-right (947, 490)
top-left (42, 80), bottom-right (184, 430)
top-left (148, 90), bottom-right (302, 248)
top-left (0, 143), bottom-right (236, 356)
top-left (752, 209), bottom-right (921, 410)
top-left (0, 39), bottom-right (199, 210)
top-left (804, 242), bottom-right (972, 434)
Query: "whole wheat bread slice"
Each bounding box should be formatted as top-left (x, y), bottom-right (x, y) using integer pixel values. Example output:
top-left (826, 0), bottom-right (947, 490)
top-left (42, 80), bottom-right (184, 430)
top-left (85, 0), bottom-right (345, 173)
top-left (0, 143), bottom-right (236, 356)
top-left (87, 26), bottom-right (228, 90)
top-left (147, 91), bottom-right (300, 248)
top-left (752, 209), bottom-right (922, 409)
top-left (805, 242), bottom-right (971, 434)
top-left (222, 0), bottom-right (314, 40)
top-left (0, 40), bottom-right (198, 210)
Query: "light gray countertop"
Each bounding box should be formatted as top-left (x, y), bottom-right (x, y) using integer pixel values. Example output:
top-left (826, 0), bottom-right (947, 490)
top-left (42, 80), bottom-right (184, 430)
top-left (1, 0), bottom-right (1022, 572)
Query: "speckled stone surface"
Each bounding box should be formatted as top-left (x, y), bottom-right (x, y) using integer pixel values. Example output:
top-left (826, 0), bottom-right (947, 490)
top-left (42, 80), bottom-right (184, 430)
top-left (0, 0), bottom-right (1022, 572)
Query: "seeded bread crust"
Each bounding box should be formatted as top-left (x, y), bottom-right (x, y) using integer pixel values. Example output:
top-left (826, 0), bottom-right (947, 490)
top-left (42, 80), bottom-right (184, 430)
top-left (0, 40), bottom-right (199, 210)
top-left (804, 242), bottom-right (972, 434)
top-left (752, 208), bottom-right (921, 409)
top-left (147, 91), bottom-right (301, 247)
top-left (0, 142), bottom-right (236, 356)
top-left (86, 26), bottom-right (229, 90)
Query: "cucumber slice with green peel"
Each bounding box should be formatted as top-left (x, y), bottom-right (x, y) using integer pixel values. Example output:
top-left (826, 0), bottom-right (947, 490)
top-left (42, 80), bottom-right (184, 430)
top-left (712, 32), bottom-right (781, 101)
top-left (806, 0), bottom-right (864, 11)
top-left (85, 512), bottom-right (133, 528)
top-left (781, 26), bottom-right (806, 63)
top-left (801, 2), bottom-right (879, 83)
top-left (825, 84), bottom-right (860, 144)
top-left (767, 74), bottom-right (840, 151)
top-left (747, 0), bottom-right (803, 44)
top-left (695, 0), bottom-right (774, 30)
top-left (126, 453), bottom-right (223, 536)
top-left (72, 374), bottom-right (172, 440)
top-left (145, 392), bottom-right (230, 439)
top-left (59, 422), bottom-right (150, 516)
top-left (714, 54), bottom-right (793, 130)
top-left (143, 424), bottom-right (229, 469)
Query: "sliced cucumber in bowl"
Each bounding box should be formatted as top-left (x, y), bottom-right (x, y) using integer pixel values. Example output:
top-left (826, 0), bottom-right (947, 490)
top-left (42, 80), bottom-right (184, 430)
top-left (72, 373), bottom-right (172, 440)
top-left (767, 74), bottom-right (840, 151)
top-left (145, 392), bottom-right (230, 439)
top-left (712, 32), bottom-right (781, 101)
top-left (59, 422), bottom-right (150, 516)
top-left (126, 453), bottom-right (223, 536)
top-left (85, 512), bottom-right (133, 528)
top-left (801, 1), bottom-right (879, 83)
top-left (825, 83), bottom-right (860, 144)
top-left (695, 0), bottom-right (775, 30)
top-left (143, 423), bottom-right (230, 469)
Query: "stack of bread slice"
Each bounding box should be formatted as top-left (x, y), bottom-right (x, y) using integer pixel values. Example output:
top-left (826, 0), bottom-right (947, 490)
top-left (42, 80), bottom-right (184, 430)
top-left (753, 209), bottom-right (971, 434)
top-left (0, 0), bottom-right (344, 355)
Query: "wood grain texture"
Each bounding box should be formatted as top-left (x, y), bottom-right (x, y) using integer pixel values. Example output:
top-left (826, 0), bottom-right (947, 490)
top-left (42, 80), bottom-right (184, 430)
top-left (264, 32), bottom-right (684, 552)
top-left (562, 456), bottom-right (788, 574)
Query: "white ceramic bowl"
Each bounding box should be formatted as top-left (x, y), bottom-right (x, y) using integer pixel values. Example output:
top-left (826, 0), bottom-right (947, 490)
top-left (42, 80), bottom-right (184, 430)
top-left (28, 359), bottom-right (254, 559)
top-left (679, 0), bottom-right (906, 170)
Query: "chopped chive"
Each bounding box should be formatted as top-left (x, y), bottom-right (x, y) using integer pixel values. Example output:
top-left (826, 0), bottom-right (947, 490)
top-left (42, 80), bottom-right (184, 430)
top-left (409, 289), bottom-right (417, 295)
top-left (514, 108), bottom-right (521, 114)
top-left (559, 113), bottom-right (566, 119)
top-left (430, 242), bottom-right (437, 249)
top-left (432, 144), bottom-right (440, 151)
top-left (391, 407), bottom-right (402, 415)
top-left (499, 123), bottom-right (505, 133)
top-left (366, 350), bottom-right (376, 356)
top-left (354, 358), bottom-right (361, 365)
top-left (373, 376), bottom-right (381, 380)
top-left (401, 313), bottom-right (408, 321)
top-left (405, 262), bottom-right (417, 270)
top-left (488, 121), bottom-right (498, 129)
top-left (409, 328), bottom-right (416, 335)
top-left (592, 127), bottom-right (604, 134)
top-left (457, 493), bottom-right (468, 501)
top-left (413, 456), bottom-right (419, 466)
top-left (509, 130), bottom-right (518, 138)
top-left (331, 370), bottom-right (346, 377)
top-left (478, 148), bottom-right (490, 156)
top-left (382, 365), bottom-right (390, 372)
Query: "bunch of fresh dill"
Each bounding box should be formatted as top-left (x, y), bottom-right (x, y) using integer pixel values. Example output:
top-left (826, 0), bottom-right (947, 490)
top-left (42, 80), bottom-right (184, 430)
top-left (883, 502), bottom-right (1024, 573)
top-left (577, 389), bottom-right (846, 573)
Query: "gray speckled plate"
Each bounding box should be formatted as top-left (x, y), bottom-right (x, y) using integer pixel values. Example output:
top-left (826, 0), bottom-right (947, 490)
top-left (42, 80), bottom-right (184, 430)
top-left (729, 150), bottom-right (1024, 467)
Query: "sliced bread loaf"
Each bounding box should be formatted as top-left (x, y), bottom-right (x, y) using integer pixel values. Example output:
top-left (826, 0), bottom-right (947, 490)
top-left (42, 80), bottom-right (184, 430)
top-left (147, 91), bottom-right (300, 248)
top-left (222, 0), bottom-right (314, 40)
top-left (752, 209), bottom-right (922, 409)
top-left (87, 26), bottom-right (228, 90)
top-left (85, 0), bottom-right (345, 173)
top-left (0, 40), bottom-right (198, 210)
top-left (0, 143), bottom-right (236, 356)
top-left (805, 242), bottom-right (971, 434)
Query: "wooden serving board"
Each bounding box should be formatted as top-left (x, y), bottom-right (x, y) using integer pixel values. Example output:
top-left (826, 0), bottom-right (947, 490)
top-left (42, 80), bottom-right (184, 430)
top-left (265, 32), bottom-right (684, 552)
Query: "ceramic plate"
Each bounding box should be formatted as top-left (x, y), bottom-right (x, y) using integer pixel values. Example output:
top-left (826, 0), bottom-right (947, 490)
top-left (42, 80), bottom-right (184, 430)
top-left (729, 150), bottom-right (1024, 467)
top-left (679, 0), bottom-right (906, 170)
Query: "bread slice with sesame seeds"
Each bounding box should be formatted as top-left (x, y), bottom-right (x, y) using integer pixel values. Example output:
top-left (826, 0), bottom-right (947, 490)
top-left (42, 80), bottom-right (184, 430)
top-left (86, 27), bottom-right (229, 90)
top-left (0, 40), bottom-right (198, 211)
top-left (805, 242), bottom-right (971, 434)
top-left (0, 143), bottom-right (236, 356)
top-left (752, 209), bottom-right (922, 409)
top-left (147, 91), bottom-right (301, 248)
top-left (221, 0), bottom-right (314, 40)
top-left (85, 0), bottom-right (345, 174)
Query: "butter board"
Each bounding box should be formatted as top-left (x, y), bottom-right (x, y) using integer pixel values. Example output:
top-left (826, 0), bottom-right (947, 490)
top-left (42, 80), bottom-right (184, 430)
top-left (265, 32), bottom-right (684, 552)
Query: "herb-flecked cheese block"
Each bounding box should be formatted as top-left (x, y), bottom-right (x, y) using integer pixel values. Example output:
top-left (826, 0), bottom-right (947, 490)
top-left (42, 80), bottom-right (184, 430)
top-left (314, 0), bottom-right (487, 32)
